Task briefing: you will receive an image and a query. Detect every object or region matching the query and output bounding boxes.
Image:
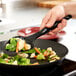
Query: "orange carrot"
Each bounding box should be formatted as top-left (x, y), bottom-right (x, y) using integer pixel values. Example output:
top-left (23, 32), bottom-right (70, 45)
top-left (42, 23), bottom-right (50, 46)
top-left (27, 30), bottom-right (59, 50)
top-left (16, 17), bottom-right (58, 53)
top-left (5, 60), bottom-right (8, 63)
top-left (43, 51), bottom-right (48, 56)
top-left (24, 42), bottom-right (27, 50)
top-left (16, 41), bottom-right (20, 53)
top-left (34, 55), bottom-right (37, 58)
top-left (34, 48), bottom-right (48, 57)
top-left (31, 62), bottom-right (39, 65)
top-left (44, 54), bottom-right (47, 56)
top-left (34, 47), bottom-right (41, 54)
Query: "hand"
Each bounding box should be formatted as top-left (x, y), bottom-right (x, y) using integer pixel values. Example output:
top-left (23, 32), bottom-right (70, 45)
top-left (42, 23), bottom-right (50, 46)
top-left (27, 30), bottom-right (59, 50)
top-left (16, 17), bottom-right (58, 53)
top-left (40, 5), bottom-right (67, 35)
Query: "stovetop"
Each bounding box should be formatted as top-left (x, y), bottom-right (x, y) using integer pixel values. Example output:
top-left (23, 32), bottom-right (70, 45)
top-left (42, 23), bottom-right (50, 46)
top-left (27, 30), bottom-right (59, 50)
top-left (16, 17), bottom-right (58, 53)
top-left (39, 59), bottom-right (76, 76)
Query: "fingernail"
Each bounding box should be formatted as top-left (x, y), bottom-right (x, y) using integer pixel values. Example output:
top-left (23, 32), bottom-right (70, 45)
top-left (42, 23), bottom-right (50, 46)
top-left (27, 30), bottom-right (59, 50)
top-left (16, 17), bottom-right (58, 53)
top-left (46, 24), bottom-right (51, 28)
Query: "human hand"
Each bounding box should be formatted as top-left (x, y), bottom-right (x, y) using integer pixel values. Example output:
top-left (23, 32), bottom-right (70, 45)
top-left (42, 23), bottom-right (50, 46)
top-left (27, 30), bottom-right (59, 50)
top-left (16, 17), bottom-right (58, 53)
top-left (40, 5), bottom-right (67, 35)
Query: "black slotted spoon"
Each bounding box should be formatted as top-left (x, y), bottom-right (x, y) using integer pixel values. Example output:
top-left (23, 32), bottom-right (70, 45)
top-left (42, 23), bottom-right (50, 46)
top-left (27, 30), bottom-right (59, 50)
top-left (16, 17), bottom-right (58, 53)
top-left (4, 15), bottom-right (72, 56)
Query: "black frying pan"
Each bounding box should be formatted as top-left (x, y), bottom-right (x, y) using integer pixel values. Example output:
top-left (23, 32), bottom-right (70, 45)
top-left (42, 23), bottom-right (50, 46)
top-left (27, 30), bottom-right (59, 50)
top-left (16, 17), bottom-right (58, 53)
top-left (0, 39), bottom-right (68, 76)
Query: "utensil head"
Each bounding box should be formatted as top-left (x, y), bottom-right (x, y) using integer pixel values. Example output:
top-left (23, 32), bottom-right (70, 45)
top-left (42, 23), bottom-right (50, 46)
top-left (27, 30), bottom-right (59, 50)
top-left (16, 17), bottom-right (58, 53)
top-left (4, 36), bottom-right (34, 56)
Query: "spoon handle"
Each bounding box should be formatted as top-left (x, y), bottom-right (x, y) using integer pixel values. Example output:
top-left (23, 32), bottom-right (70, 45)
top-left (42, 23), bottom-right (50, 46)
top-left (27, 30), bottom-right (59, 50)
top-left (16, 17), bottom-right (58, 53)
top-left (37, 15), bottom-right (72, 35)
top-left (26, 15), bottom-right (72, 41)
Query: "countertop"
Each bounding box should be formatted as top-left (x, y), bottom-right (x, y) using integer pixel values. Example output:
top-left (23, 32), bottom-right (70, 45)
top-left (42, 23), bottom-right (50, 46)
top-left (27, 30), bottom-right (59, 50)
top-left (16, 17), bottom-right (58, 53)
top-left (0, 1), bottom-right (76, 61)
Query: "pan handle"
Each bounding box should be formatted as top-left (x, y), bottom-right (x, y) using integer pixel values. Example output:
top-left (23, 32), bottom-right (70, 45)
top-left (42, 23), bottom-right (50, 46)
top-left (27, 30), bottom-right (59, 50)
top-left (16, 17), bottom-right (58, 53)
top-left (26, 15), bottom-right (72, 41)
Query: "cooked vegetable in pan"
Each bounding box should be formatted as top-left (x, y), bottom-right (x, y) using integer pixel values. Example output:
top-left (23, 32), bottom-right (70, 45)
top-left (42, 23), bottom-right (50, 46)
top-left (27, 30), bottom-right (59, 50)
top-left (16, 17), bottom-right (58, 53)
top-left (2, 38), bottom-right (60, 65)
top-left (5, 38), bottom-right (31, 53)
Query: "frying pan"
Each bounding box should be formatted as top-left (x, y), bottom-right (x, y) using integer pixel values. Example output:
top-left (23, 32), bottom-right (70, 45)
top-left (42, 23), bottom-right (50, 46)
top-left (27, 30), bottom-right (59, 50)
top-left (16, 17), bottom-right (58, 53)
top-left (0, 39), bottom-right (68, 76)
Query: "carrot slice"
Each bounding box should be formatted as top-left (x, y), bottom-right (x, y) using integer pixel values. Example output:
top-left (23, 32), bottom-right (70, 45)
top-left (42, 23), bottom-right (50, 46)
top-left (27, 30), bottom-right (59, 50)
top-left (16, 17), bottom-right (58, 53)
top-left (31, 62), bottom-right (39, 65)
top-left (24, 42), bottom-right (28, 50)
top-left (43, 51), bottom-right (48, 56)
top-left (16, 41), bottom-right (20, 53)
top-left (34, 47), bottom-right (41, 54)
top-left (34, 55), bottom-right (37, 58)
top-left (5, 60), bottom-right (8, 63)
top-left (34, 48), bottom-right (48, 57)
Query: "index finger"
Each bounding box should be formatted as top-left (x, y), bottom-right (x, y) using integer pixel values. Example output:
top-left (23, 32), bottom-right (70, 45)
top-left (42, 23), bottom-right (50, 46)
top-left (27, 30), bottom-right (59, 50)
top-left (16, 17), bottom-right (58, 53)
top-left (45, 13), bottom-right (57, 28)
top-left (40, 11), bottom-right (52, 30)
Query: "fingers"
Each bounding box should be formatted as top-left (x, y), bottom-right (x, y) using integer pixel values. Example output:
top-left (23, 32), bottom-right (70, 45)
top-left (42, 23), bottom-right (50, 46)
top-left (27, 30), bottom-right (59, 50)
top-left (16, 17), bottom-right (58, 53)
top-left (40, 12), bottom-right (57, 30)
top-left (48, 19), bottom-right (67, 35)
top-left (45, 13), bottom-right (57, 28)
top-left (58, 19), bottom-right (67, 30)
top-left (40, 11), bottom-right (52, 30)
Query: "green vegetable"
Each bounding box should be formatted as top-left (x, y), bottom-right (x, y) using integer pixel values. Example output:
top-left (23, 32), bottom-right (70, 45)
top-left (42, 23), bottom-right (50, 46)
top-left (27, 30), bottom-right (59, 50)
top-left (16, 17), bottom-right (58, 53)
top-left (8, 57), bottom-right (14, 63)
top-left (48, 56), bottom-right (51, 61)
top-left (10, 38), bottom-right (17, 46)
top-left (24, 48), bottom-right (46, 54)
top-left (24, 49), bottom-right (36, 53)
top-left (41, 49), bottom-right (46, 53)
top-left (2, 54), bottom-right (8, 59)
top-left (17, 57), bottom-right (30, 65)
top-left (22, 47), bottom-right (25, 51)
top-left (37, 53), bottom-right (45, 60)
top-left (14, 55), bottom-right (30, 65)
top-left (5, 38), bottom-right (17, 51)
top-left (0, 58), bottom-right (6, 63)
top-left (6, 44), bottom-right (16, 51)
top-left (14, 55), bottom-right (21, 60)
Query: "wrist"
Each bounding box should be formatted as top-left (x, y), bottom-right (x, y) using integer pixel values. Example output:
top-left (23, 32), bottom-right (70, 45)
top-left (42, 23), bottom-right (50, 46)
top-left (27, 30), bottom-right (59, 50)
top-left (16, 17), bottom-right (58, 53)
top-left (62, 2), bottom-right (76, 18)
